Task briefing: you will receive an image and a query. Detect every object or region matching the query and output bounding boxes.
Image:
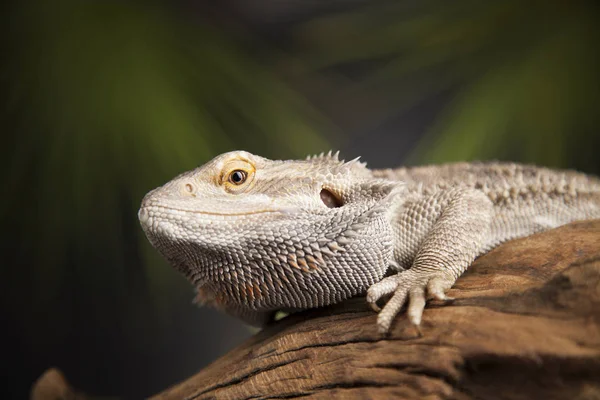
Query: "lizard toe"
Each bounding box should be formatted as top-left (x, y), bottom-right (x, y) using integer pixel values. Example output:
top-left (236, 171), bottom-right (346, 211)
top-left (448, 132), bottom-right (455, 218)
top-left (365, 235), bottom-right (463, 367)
top-left (376, 285), bottom-right (409, 333)
top-left (427, 275), bottom-right (456, 301)
top-left (366, 274), bottom-right (401, 305)
top-left (407, 286), bottom-right (426, 325)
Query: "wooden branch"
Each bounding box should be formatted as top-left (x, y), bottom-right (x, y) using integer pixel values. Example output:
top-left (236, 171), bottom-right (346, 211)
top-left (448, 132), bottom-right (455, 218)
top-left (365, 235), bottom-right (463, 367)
top-left (152, 221), bottom-right (600, 399)
top-left (33, 221), bottom-right (600, 399)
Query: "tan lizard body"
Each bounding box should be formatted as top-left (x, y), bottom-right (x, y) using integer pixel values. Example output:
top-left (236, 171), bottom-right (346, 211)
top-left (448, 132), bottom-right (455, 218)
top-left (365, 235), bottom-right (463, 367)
top-left (138, 151), bottom-right (600, 332)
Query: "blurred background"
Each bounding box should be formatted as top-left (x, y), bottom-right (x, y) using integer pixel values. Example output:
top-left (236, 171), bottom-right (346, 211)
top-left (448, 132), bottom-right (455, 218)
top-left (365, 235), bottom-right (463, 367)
top-left (1, 0), bottom-right (598, 398)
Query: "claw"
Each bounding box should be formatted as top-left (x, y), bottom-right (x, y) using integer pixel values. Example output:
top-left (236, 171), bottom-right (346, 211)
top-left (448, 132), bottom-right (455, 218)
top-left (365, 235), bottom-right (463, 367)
top-left (413, 322), bottom-right (423, 338)
top-left (369, 301), bottom-right (381, 313)
top-left (433, 293), bottom-right (455, 302)
top-left (429, 287), bottom-right (448, 300)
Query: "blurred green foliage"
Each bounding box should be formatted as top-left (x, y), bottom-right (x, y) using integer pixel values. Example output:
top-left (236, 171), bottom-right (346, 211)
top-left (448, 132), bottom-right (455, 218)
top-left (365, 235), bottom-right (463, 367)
top-left (293, 0), bottom-right (599, 169)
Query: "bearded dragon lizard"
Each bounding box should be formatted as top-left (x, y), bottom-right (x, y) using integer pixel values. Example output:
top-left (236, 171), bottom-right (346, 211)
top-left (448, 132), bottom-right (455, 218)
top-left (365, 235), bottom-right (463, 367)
top-left (138, 151), bottom-right (600, 333)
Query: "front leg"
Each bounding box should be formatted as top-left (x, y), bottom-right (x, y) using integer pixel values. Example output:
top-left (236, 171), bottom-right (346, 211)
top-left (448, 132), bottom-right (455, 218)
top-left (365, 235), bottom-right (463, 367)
top-left (367, 188), bottom-right (494, 333)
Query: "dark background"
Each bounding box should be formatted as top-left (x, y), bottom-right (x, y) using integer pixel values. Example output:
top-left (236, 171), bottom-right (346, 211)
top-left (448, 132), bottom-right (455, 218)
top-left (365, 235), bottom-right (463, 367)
top-left (2, 1), bottom-right (599, 398)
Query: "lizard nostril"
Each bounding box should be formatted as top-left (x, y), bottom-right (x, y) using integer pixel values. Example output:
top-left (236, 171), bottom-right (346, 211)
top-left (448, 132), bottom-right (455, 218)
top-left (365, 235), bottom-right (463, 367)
top-left (184, 183), bottom-right (195, 195)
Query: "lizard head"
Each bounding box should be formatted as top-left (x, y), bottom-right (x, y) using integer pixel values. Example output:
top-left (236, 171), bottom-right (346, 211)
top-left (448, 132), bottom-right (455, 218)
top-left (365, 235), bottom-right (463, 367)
top-left (138, 150), bottom-right (404, 314)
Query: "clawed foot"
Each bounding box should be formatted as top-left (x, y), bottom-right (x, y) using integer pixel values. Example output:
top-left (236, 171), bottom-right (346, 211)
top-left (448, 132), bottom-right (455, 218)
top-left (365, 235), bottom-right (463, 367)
top-left (366, 269), bottom-right (456, 333)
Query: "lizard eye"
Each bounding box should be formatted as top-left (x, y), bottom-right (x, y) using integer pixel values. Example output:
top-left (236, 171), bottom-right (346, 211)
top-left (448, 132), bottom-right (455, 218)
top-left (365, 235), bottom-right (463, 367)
top-left (221, 159), bottom-right (255, 193)
top-left (229, 170), bottom-right (247, 185)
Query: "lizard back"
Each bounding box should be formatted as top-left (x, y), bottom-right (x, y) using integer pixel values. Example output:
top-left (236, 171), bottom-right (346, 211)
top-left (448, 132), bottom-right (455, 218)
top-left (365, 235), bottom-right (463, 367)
top-left (373, 161), bottom-right (600, 249)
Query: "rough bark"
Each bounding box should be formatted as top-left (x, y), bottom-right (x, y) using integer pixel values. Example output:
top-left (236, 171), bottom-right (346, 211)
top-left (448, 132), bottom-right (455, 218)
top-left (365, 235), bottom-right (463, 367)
top-left (33, 221), bottom-right (600, 399)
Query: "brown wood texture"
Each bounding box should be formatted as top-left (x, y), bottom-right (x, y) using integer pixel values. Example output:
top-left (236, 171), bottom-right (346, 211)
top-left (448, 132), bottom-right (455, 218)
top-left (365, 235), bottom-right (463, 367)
top-left (152, 220), bottom-right (600, 400)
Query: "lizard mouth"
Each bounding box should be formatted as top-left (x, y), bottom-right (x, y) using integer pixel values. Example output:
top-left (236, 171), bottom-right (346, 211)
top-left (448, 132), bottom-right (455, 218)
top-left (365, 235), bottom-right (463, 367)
top-left (138, 205), bottom-right (287, 229)
top-left (140, 205), bottom-right (282, 217)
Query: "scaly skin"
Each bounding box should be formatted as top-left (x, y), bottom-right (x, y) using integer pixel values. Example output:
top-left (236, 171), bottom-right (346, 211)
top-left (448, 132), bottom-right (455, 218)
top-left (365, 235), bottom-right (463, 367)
top-left (138, 151), bottom-right (600, 333)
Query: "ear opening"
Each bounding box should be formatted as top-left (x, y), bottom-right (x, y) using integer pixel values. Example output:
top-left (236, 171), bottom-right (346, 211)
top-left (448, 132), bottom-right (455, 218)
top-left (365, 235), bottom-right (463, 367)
top-left (320, 188), bottom-right (343, 208)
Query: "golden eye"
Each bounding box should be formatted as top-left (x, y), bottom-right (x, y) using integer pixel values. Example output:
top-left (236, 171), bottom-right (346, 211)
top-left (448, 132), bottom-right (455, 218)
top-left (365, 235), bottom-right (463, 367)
top-left (220, 159), bottom-right (255, 193)
top-left (229, 170), bottom-right (247, 185)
